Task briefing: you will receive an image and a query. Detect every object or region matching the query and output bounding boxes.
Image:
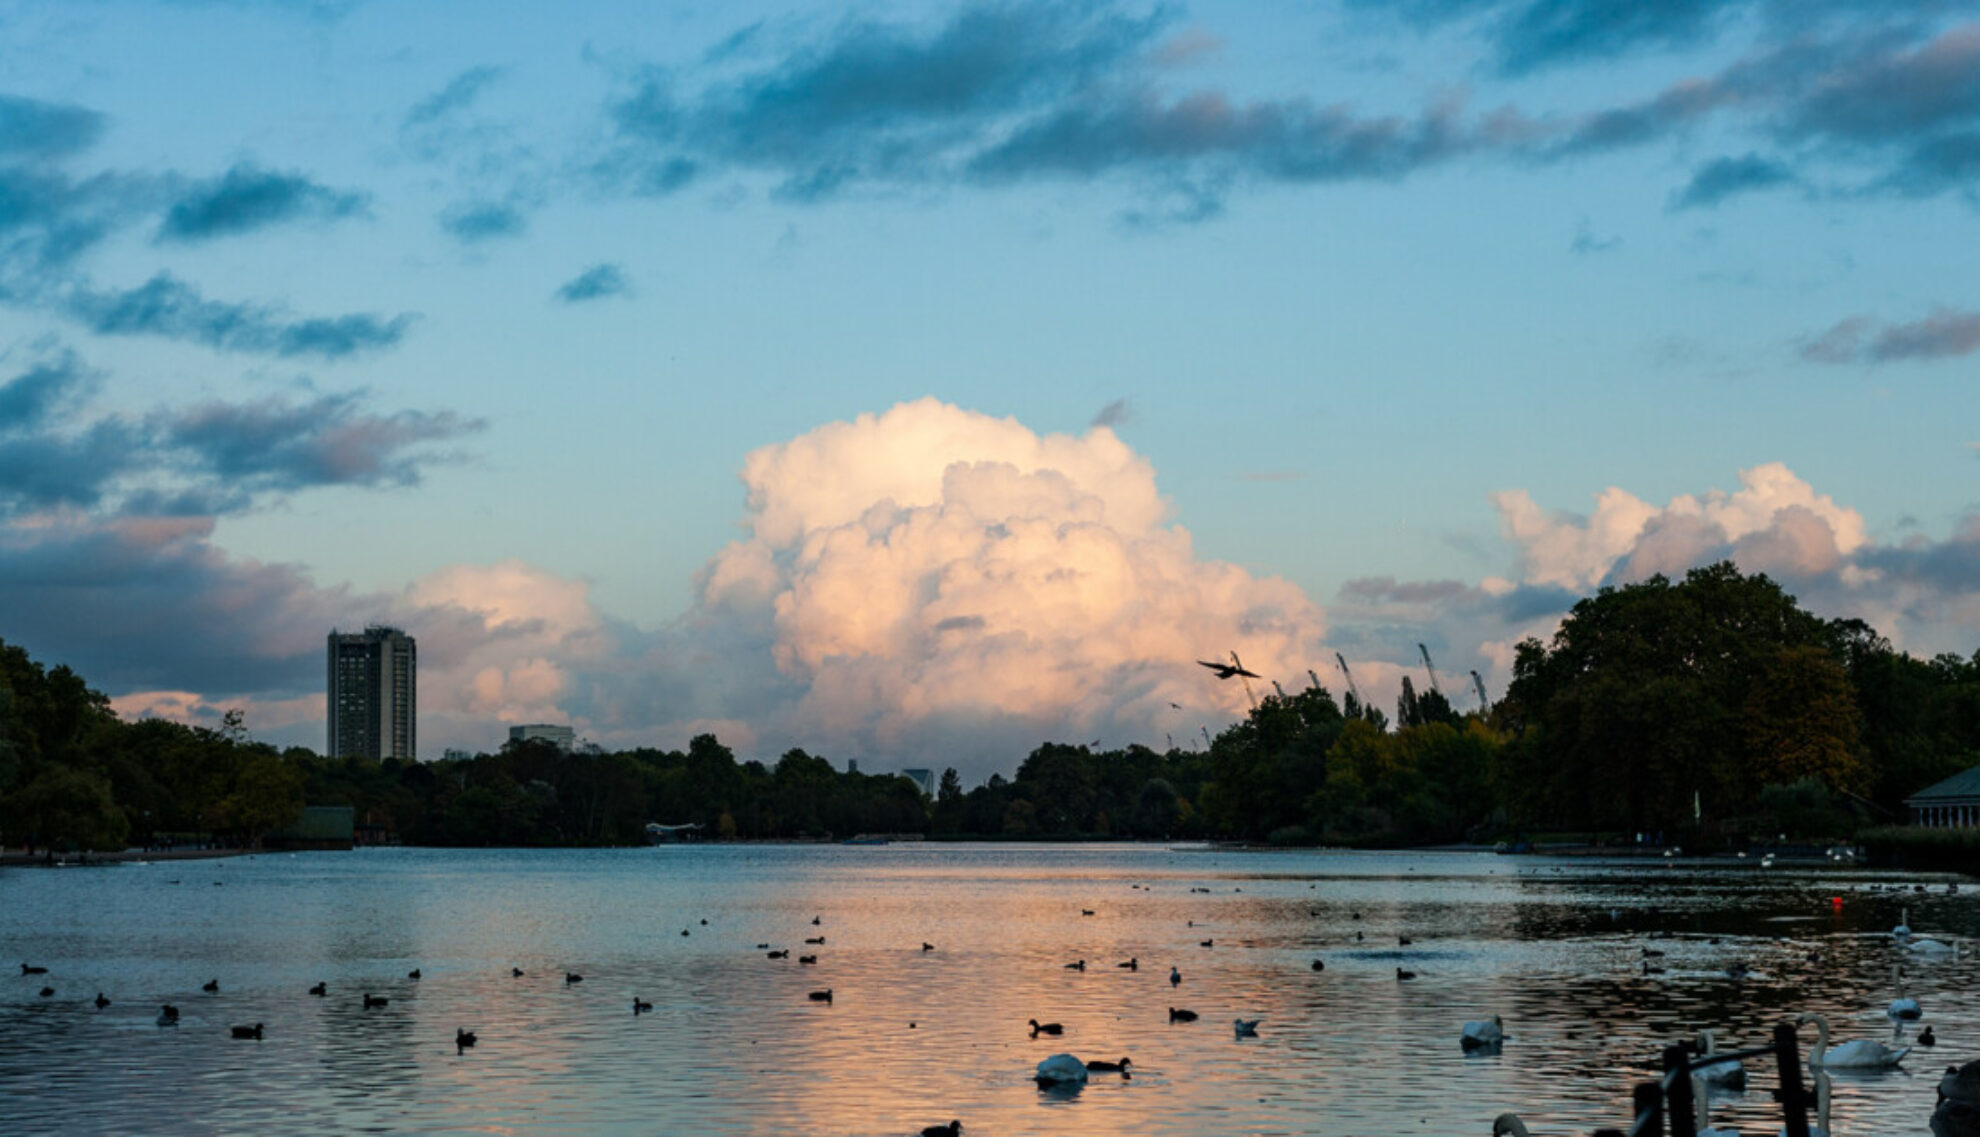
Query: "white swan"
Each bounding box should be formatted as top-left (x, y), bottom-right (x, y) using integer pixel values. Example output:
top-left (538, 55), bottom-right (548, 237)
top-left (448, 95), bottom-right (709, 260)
top-left (1908, 936), bottom-right (1966, 957)
top-left (1889, 964), bottom-right (1922, 1020)
top-left (1801, 1011), bottom-right (1908, 1069)
top-left (1034, 1053), bottom-right (1088, 1086)
top-left (1462, 1015), bottom-right (1505, 1050)
top-left (1778, 1070), bottom-right (1831, 1137)
top-left (1693, 1029), bottom-right (1746, 1088)
top-left (1894, 908), bottom-right (1912, 939)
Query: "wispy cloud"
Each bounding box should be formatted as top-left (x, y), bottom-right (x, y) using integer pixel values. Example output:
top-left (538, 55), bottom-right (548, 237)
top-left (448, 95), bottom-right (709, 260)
top-left (1670, 152), bottom-right (1798, 209)
top-left (1090, 397), bottom-right (1132, 429)
top-left (65, 274), bottom-right (413, 359)
top-left (554, 263), bottom-right (630, 303)
top-left (1802, 307), bottom-right (1980, 363)
top-left (0, 93), bottom-right (105, 160)
top-left (405, 65), bottom-right (507, 127)
top-left (440, 200), bottom-right (527, 243)
top-left (157, 162), bottom-right (367, 242)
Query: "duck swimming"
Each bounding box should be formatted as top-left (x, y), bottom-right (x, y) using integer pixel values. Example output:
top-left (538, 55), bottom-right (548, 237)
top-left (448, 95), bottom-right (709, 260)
top-left (1169, 1007), bottom-right (1198, 1022)
top-left (1029, 1019), bottom-right (1064, 1037)
top-left (230, 1024), bottom-right (263, 1040)
top-left (1085, 1057), bottom-right (1131, 1073)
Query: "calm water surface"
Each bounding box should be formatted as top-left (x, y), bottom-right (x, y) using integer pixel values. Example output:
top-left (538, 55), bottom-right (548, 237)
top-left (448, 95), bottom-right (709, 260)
top-left (2, 844), bottom-right (1973, 1136)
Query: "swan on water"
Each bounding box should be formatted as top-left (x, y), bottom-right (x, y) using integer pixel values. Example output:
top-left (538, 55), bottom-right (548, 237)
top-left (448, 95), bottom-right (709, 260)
top-left (1461, 1015), bottom-right (1505, 1051)
top-left (1034, 1053), bottom-right (1088, 1086)
top-left (1778, 1069), bottom-right (1832, 1137)
top-left (1889, 964), bottom-right (1922, 1020)
top-left (1895, 908), bottom-right (1912, 939)
top-left (1692, 1029), bottom-right (1746, 1088)
top-left (1801, 1011), bottom-right (1908, 1069)
top-left (1909, 937), bottom-right (1966, 957)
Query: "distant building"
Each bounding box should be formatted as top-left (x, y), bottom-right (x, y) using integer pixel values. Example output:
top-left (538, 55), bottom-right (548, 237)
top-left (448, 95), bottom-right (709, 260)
top-left (327, 626), bottom-right (416, 760)
top-left (902, 768), bottom-right (934, 796)
top-left (847, 759), bottom-right (859, 774)
top-left (442, 748), bottom-right (474, 762)
top-left (1907, 765), bottom-right (1980, 828)
top-left (264, 806), bottom-right (355, 851)
top-left (509, 723), bottom-right (576, 752)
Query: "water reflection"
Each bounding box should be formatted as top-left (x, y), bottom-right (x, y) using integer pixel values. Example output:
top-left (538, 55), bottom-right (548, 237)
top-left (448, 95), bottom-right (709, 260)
top-left (2, 846), bottom-right (1973, 1134)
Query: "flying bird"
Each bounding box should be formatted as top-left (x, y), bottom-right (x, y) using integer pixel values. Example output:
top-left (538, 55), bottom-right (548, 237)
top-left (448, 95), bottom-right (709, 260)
top-left (1197, 659), bottom-right (1261, 680)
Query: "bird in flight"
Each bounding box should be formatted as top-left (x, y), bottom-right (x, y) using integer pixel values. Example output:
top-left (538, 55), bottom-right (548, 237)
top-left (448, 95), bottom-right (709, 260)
top-left (1198, 658), bottom-right (1260, 680)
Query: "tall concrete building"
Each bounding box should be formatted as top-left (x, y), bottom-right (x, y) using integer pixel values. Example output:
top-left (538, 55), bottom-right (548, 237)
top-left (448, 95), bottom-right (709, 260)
top-left (508, 723), bottom-right (575, 752)
top-left (327, 626), bottom-right (417, 759)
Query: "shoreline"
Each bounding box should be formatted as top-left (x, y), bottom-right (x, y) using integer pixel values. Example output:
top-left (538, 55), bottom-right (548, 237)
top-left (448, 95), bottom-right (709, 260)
top-left (0, 847), bottom-right (254, 868)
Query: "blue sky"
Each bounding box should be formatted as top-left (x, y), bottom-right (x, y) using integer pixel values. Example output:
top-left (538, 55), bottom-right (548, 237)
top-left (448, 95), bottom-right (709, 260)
top-left (2, 0), bottom-right (1976, 775)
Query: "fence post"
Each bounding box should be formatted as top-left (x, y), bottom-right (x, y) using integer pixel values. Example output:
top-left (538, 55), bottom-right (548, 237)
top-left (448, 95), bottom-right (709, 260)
top-left (1664, 1044), bottom-right (1698, 1137)
top-left (1772, 1021), bottom-right (1812, 1137)
top-left (1632, 1080), bottom-right (1665, 1137)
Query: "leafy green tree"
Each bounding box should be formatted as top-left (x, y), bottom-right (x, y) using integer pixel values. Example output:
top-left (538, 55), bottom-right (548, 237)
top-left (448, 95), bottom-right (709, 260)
top-left (6, 766), bottom-right (128, 851)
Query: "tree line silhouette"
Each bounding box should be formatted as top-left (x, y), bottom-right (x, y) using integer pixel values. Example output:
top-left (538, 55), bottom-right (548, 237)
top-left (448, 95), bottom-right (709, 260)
top-left (4, 563), bottom-right (1977, 851)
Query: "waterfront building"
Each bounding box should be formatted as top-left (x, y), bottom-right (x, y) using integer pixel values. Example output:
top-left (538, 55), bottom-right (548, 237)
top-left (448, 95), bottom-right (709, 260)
top-left (327, 626), bottom-right (417, 759)
top-left (1906, 765), bottom-right (1980, 828)
top-left (902, 767), bottom-right (934, 796)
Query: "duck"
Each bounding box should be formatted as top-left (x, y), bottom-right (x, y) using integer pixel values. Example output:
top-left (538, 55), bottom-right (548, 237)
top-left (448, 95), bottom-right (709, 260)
top-left (1169, 1007), bottom-right (1198, 1022)
top-left (923, 943), bottom-right (936, 952)
top-left (1029, 1019), bottom-right (1064, 1037)
top-left (94, 992), bottom-right (110, 1009)
top-left (1081, 909), bottom-right (1095, 916)
top-left (1034, 1053), bottom-right (1087, 1086)
top-left (808, 989), bottom-right (833, 1003)
top-left (512, 968), bottom-right (525, 977)
top-left (1084, 1057), bottom-right (1131, 1073)
top-left (920, 1122), bottom-right (962, 1137)
top-left (1065, 960), bottom-right (1085, 971)
top-left (1642, 961), bottom-right (1666, 976)
top-left (805, 936), bottom-right (825, 945)
top-left (1234, 1018), bottom-right (1261, 1037)
top-left (1461, 1015), bottom-right (1505, 1051)
top-left (202, 979), bottom-right (219, 993)
top-left (1397, 968), bottom-right (1417, 981)
top-left (1801, 1011), bottom-right (1908, 1068)
top-left (20, 963), bottom-right (48, 975)
top-left (798, 955), bottom-right (818, 965)
top-left (230, 1023), bottom-right (263, 1040)
top-left (156, 1005), bottom-right (180, 1027)
top-left (565, 972), bottom-right (583, 984)
top-left (633, 997), bottom-right (653, 1014)
top-left (1920, 1025), bottom-right (1938, 1047)
top-left (308, 982), bottom-right (327, 997)
top-left (1311, 959), bottom-right (1325, 971)
top-left (766, 950), bottom-right (789, 959)
top-left (455, 1028), bottom-right (477, 1051)
top-left (408, 969), bottom-right (421, 980)
top-left (1693, 1029), bottom-right (1746, 1088)
top-left (1199, 939), bottom-right (1214, 948)
top-left (38, 986), bottom-right (54, 997)
top-left (1890, 964), bottom-right (1923, 1020)
top-left (1117, 958), bottom-right (1137, 970)
top-left (1399, 935), bottom-right (1413, 946)
top-left (364, 993), bottom-right (389, 1009)
top-left (1170, 966), bottom-right (1181, 987)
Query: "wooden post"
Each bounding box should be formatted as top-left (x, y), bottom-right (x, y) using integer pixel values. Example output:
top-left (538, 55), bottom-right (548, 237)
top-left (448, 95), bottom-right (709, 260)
top-left (1772, 1021), bottom-right (1812, 1137)
top-left (1632, 1081), bottom-right (1665, 1137)
top-left (1664, 1044), bottom-right (1697, 1137)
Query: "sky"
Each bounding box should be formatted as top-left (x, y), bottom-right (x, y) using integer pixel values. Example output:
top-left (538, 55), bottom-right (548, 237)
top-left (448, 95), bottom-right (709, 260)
top-left (1, 0), bottom-right (1977, 780)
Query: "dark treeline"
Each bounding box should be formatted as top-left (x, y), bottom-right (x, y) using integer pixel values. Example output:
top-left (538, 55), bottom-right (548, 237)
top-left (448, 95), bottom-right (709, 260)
top-left (4, 563), bottom-right (1978, 851)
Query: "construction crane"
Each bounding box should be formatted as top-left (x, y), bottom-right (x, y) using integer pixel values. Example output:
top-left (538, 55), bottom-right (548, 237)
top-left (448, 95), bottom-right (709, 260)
top-left (1307, 668), bottom-right (1322, 692)
top-left (1417, 643), bottom-right (1442, 695)
top-left (1470, 670), bottom-right (1489, 712)
top-left (1200, 725), bottom-right (1213, 750)
top-left (1272, 680), bottom-right (1287, 700)
top-left (1334, 652), bottom-right (1362, 707)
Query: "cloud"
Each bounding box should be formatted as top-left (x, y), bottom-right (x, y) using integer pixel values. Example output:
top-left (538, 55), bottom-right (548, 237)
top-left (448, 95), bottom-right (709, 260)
top-left (0, 351), bottom-right (91, 432)
top-left (0, 94), bottom-right (105, 160)
top-left (64, 274), bottom-right (413, 359)
top-left (439, 200), bottom-right (527, 243)
top-left (157, 162), bottom-right (367, 242)
top-left (155, 393), bottom-right (482, 492)
top-left (1089, 397), bottom-right (1132, 429)
top-left (1491, 0), bottom-right (1746, 76)
top-left (1802, 307), bottom-right (1980, 363)
top-left (555, 263), bottom-right (631, 303)
top-left (1670, 152), bottom-right (1798, 209)
top-left (405, 66), bottom-right (507, 127)
top-left (1569, 217), bottom-right (1620, 253)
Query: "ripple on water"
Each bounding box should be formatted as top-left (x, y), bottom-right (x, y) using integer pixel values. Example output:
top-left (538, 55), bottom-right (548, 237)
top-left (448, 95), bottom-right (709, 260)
top-left (0, 845), bottom-right (1971, 1135)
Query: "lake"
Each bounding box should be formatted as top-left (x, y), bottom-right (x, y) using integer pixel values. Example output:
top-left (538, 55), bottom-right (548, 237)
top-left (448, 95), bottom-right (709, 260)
top-left (1, 844), bottom-right (1971, 1135)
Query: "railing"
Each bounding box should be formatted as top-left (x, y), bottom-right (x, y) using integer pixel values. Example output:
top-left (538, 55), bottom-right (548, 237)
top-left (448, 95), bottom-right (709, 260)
top-left (1586, 1021), bottom-right (1814, 1137)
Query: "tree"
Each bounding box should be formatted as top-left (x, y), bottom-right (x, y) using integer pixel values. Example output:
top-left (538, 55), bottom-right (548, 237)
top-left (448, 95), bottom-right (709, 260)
top-left (6, 766), bottom-right (128, 851)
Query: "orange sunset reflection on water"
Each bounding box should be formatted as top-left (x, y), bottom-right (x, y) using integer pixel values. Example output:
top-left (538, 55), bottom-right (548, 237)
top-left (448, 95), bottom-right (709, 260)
top-left (1, 845), bottom-right (1971, 1135)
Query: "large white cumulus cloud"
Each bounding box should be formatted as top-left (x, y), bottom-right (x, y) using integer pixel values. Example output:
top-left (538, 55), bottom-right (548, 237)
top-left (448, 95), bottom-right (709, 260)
top-left (696, 399), bottom-right (1326, 766)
